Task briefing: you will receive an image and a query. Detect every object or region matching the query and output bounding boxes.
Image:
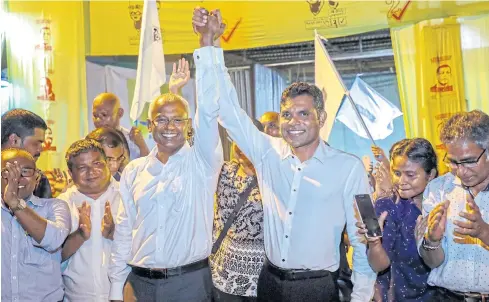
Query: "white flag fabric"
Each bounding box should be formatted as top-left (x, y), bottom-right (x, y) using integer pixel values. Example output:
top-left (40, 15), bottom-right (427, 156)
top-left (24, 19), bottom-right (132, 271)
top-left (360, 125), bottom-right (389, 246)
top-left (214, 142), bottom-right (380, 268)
top-left (314, 32), bottom-right (347, 141)
top-left (130, 0), bottom-right (166, 121)
top-left (336, 76), bottom-right (403, 140)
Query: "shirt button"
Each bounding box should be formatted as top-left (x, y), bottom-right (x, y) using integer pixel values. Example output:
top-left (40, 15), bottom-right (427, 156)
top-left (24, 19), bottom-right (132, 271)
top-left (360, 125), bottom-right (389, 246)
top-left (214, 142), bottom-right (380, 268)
top-left (197, 55), bottom-right (200, 59)
top-left (285, 235), bottom-right (288, 238)
top-left (282, 259), bottom-right (285, 262)
top-left (159, 226), bottom-right (163, 229)
top-left (289, 212), bottom-right (292, 215)
top-left (293, 189), bottom-right (296, 192)
top-left (12, 254), bottom-right (16, 258)
top-left (12, 276), bottom-right (16, 280)
top-left (298, 168), bottom-right (301, 171)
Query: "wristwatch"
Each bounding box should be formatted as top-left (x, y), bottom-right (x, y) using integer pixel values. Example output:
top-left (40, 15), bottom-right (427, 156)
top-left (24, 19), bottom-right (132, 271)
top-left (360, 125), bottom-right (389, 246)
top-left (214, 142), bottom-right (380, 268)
top-left (11, 198), bottom-right (27, 213)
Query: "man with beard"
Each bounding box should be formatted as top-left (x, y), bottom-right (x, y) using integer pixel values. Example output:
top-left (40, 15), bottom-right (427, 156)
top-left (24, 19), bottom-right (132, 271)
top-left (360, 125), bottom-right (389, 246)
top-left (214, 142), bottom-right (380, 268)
top-left (193, 8), bottom-right (375, 302)
top-left (109, 18), bottom-right (224, 301)
top-left (1, 109), bottom-right (52, 198)
top-left (419, 110), bottom-right (489, 300)
top-left (1, 148), bottom-right (71, 301)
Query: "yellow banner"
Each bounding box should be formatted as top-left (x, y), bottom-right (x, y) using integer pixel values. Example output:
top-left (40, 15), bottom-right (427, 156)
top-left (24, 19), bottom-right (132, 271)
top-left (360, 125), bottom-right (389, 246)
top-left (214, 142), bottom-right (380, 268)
top-left (416, 19), bottom-right (466, 174)
top-left (6, 1), bottom-right (88, 195)
top-left (88, 0), bottom-right (489, 56)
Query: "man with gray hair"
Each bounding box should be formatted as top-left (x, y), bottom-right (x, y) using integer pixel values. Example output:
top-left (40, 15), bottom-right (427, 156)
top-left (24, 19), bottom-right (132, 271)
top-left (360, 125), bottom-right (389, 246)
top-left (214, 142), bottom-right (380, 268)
top-left (418, 110), bottom-right (489, 300)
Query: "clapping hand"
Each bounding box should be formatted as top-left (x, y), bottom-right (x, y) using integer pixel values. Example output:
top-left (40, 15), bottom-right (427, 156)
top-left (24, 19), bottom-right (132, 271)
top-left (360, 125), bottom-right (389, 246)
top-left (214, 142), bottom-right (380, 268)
top-left (453, 199), bottom-right (489, 244)
top-left (102, 201), bottom-right (115, 240)
top-left (427, 200), bottom-right (449, 243)
top-left (78, 201), bottom-right (92, 241)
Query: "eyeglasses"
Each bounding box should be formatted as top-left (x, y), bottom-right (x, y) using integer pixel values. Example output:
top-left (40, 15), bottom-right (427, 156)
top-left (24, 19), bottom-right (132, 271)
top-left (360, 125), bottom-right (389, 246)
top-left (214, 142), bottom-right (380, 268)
top-left (1, 167), bottom-right (36, 178)
top-left (443, 149), bottom-right (487, 169)
top-left (107, 154), bottom-right (125, 164)
top-left (151, 117), bottom-right (189, 127)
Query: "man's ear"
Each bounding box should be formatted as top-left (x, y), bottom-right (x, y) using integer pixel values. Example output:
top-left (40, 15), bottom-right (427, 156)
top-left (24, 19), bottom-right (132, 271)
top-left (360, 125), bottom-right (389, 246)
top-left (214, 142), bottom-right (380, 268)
top-left (117, 107), bottom-right (124, 119)
top-left (318, 111), bottom-right (327, 128)
top-left (8, 133), bottom-right (22, 147)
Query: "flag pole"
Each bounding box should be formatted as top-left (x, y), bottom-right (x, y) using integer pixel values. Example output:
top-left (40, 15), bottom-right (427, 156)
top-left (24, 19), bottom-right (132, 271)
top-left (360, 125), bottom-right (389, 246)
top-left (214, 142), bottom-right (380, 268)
top-left (315, 30), bottom-right (376, 145)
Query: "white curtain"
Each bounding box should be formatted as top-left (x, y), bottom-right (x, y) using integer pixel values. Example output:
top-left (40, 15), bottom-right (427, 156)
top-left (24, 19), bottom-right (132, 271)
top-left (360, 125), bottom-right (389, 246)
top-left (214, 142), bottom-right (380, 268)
top-left (85, 61), bottom-right (196, 132)
top-left (253, 63), bottom-right (287, 119)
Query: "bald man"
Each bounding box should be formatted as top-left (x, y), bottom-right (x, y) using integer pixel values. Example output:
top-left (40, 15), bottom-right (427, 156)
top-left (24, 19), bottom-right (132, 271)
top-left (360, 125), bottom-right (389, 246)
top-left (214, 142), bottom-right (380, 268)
top-left (259, 111), bottom-right (280, 137)
top-left (1, 148), bottom-right (71, 301)
top-left (92, 93), bottom-right (150, 160)
top-left (109, 57), bottom-right (223, 301)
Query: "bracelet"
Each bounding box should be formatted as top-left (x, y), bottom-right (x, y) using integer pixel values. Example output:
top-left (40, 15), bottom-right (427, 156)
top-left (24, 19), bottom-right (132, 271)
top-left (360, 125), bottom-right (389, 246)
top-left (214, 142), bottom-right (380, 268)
top-left (422, 237), bottom-right (441, 251)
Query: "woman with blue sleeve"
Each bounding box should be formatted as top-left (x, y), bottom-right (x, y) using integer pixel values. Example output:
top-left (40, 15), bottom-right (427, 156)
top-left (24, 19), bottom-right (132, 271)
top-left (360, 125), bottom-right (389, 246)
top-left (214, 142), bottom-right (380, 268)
top-left (357, 138), bottom-right (438, 301)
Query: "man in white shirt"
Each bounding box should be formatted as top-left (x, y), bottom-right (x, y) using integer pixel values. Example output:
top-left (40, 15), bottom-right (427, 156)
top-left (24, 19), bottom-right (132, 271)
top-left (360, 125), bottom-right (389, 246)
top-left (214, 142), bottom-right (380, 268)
top-left (419, 110), bottom-right (489, 300)
top-left (92, 92), bottom-right (150, 160)
top-left (59, 139), bottom-right (119, 301)
top-left (109, 26), bottom-right (224, 301)
top-left (193, 8), bottom-right (375, 302)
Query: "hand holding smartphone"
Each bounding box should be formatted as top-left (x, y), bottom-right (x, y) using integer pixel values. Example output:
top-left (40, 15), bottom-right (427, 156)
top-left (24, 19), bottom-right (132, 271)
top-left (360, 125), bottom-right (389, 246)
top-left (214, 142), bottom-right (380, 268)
top-left (355, 194), bottom-right (382, 239)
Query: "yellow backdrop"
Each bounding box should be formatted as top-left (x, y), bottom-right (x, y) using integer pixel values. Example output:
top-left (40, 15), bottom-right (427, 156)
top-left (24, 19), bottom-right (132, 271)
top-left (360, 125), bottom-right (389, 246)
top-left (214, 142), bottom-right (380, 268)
top-left (6, 1), bottom-right (88, 194)
top-left (88, 0), bottom-right (489, 56)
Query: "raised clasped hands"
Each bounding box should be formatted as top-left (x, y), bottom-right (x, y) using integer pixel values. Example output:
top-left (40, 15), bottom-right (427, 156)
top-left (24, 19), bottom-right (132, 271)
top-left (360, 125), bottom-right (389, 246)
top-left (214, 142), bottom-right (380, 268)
top-left (192, 7), bottom-right (226, 47)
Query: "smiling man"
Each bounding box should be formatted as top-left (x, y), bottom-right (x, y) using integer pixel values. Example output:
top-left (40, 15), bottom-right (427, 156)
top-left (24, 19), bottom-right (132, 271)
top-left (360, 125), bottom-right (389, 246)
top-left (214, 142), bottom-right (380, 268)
top-left (58, 139), bottom-right (120, 302)
top-left (193, 8), bottom-right (375, 302)
top-left (419, 110), bottom-right (489, 300)
top-left (109, 55), bottom-right (223, 300)
top-left (1, 109), bottom-right (52, 198)
top-left (1, 148), bottom-right (71, 301)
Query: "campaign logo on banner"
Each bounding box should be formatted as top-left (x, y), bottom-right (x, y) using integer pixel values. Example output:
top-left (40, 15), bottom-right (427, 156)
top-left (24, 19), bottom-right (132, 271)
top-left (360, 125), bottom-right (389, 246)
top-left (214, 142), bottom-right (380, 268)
top-left (386, 0), bottom-right (411, 21)
top-left (127, 0), bottom-right (165, 46)
top-left (304, 1), bottom-right (347, 30)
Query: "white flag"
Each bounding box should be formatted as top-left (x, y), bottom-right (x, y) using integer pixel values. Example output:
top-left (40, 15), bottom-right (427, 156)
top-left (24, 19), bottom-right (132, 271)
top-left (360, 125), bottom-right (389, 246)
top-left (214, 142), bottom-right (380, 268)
top-left (336, 76), bottom-right (403, 140)
top-left (130, 0), bottom-right (166, 121)
top-left (314, 31), bottom-right (347, 141)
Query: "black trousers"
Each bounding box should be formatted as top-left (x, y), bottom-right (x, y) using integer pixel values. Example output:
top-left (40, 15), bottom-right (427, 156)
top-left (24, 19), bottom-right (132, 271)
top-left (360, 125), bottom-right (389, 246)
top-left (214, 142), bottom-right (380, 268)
top-left (435, 287), bottom-right (488, 302)
top-left (123, 266), bottom-right (212, 302)
top-left (212, 286), bottom-right (257, 302)
top-left (256, 263), bottom-right (340, 302)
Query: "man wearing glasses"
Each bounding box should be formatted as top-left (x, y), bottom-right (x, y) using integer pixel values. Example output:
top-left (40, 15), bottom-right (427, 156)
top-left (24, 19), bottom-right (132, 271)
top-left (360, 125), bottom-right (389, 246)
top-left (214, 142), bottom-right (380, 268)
top-left (419, 110), bottom-right (489, 301)
top-left (1, 148), bottom-right (71, 301)
top-left (109, 53), bottom-right (223, 301)
top-left (86, 127), bottom-right (130, 181)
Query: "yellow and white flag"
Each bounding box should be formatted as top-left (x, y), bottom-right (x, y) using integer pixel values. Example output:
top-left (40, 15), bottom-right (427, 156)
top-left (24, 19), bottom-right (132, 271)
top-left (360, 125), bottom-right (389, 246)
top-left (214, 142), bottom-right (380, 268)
top-left (314, 31), bottom-right (347, 141)
top-left (130, 0), bottom-right (166, 121)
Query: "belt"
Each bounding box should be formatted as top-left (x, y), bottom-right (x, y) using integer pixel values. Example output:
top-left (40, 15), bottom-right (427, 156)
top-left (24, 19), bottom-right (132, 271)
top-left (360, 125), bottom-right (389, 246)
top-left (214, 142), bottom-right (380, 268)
top-left (438, 287), bottom-right (489, 302)
top-left (130, 258), bottom-right (208, 279)
top-left (264, 259), bottom-right (337, 281)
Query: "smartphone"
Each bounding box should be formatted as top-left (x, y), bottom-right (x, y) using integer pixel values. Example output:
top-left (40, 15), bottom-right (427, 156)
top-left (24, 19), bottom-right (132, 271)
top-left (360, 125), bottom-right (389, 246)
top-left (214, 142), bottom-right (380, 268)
top-left (355, 194), bottom-right (382, 238)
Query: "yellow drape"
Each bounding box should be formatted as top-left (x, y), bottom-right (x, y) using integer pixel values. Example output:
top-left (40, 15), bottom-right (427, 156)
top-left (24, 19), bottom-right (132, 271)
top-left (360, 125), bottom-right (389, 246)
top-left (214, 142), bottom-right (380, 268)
top-left (392, 18), bottom-right (467, 174)
top-left (6, 1), bottom-right (88, 176)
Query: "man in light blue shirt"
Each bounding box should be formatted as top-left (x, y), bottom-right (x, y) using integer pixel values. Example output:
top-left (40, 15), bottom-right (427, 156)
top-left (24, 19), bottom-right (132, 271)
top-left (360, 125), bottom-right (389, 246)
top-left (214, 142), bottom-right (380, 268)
top-left (419, 110), bottom-right (489, 300)
top-left (1, 148), bottom-right (71, 302)
top-left (193, 8), bottom-right (375, 302)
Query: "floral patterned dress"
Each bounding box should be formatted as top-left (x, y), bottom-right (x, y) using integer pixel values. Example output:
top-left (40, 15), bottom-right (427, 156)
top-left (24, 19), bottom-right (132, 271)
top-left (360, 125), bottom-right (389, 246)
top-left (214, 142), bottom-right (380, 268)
top-left (210, 160), bottom-right (265, 297)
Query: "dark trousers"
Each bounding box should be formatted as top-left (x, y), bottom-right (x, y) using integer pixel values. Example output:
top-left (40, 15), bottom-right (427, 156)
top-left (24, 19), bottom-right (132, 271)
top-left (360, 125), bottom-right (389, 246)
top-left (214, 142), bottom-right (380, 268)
top-left (256, 262), bottom-right (340, 302)
top-left (435, 287), bottom-right (488, 302)
top-left (212, 286), bottom-right (257, 302)
top-left (123, 266), bottom-right (212, 302)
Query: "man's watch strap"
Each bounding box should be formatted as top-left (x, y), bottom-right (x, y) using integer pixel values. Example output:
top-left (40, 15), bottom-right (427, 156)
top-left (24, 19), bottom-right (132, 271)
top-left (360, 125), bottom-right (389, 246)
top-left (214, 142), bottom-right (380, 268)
top-left (11, 198), bottom-right (27, 213)
top-left (422, 236), bottom-right (441, 250)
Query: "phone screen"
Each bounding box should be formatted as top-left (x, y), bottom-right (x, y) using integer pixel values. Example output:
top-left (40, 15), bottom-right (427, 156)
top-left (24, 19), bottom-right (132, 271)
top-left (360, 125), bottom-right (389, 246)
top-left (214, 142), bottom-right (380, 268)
top-left (355, 194), bottom-right (382, 238)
